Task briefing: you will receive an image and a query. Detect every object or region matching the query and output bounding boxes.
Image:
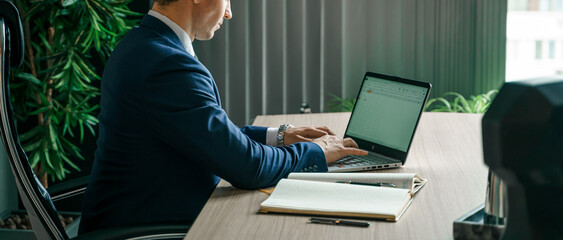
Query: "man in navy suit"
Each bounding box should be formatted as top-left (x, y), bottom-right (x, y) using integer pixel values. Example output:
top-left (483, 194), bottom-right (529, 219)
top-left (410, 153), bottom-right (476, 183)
top-left (79, 0), bottom-right (367, 234)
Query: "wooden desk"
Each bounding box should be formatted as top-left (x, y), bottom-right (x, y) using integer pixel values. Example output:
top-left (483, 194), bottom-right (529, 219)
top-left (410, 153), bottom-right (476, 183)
top-left (184, 112), bottom-right (488, 240)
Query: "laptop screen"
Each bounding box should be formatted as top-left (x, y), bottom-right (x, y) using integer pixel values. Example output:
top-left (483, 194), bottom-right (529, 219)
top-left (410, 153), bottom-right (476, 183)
top-left (346, 74), bottom-right (429, 152)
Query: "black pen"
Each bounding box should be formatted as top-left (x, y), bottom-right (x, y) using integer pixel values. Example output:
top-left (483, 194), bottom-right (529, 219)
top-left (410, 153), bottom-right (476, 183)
top-left (310, 217), bottom-right (370, 227)
top-left (335, 181), bottom-right (396, 188)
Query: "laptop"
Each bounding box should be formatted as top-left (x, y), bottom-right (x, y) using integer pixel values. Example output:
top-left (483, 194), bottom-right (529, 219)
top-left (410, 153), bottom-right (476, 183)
top-left (328, 72), bottom-right (431, 172)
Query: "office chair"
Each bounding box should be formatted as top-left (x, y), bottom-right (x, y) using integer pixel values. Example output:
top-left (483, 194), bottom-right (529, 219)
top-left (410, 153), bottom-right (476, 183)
top-left (0, 1), bottom-right (189, 239)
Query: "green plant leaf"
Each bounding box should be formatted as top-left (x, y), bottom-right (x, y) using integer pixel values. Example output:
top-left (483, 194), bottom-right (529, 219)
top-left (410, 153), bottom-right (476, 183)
top-left (23, 140), bottom-right (42, 152)
top-left (75, 56), bottom-right (99, 79)
top-left (15, 72), bottom-right (42, 85)
top-left (49, 111), bottom-right (60, 124)
top-left (425, 97), bottom-right (452, 112)
top-left (62, 154), bottom-right (80, 171)
top-left (30, 152), bottom-right (40, 167)
top-left (48, 124), bottom-right (59, 151)
top-left (27, 107), bottom-right (49, 115)
top-left (113, 6), bottom-right (143, 17)
top-left (19, 126), bottom-right (42, 142)
top-left (62, 0), bottom-right (78, 7)
top-left (43, 148), bottom-right (55, 170)
top-left (51, 69), bottom-right (67, 80)
top-left (79, 120), bottom-right (85, 141)
top-left (85, 114), bottom-right (99, 124)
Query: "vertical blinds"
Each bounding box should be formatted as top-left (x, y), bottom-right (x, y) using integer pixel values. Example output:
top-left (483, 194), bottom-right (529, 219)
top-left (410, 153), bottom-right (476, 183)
top-left (193, 0), bottom-right (507, 126)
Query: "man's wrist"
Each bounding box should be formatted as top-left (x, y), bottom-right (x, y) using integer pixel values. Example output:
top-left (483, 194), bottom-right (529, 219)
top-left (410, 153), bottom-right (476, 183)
top-left (277, 124), bottom-right (294, 146)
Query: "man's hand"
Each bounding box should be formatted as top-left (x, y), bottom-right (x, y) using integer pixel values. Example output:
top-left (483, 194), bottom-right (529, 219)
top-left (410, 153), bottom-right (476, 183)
top-left (311, 135), bottom-right (368, 163)
top-left (283, 126), bottom-right (335, 145)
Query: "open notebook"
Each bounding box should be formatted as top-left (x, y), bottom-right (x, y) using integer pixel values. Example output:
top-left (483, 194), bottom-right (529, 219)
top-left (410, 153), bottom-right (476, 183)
top-left (259, 173), bottom-right (427, 221)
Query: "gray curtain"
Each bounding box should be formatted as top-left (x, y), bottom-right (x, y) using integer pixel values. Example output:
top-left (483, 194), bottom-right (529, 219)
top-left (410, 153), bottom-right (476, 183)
top-left (193, 0), bottom-right (507, 126)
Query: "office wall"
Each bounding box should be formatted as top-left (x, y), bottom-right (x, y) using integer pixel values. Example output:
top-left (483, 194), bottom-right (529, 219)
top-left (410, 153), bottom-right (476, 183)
top-left (193, 0), bottom-right (508, 126)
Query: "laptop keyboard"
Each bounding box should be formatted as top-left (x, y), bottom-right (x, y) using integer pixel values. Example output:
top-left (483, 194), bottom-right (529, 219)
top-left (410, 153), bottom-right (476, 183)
top-left (333, 153), bottom-right (397, 166)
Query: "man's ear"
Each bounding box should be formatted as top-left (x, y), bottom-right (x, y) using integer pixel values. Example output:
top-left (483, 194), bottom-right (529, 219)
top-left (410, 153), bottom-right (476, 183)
top-left (193, 0), bottom-right (201, 4)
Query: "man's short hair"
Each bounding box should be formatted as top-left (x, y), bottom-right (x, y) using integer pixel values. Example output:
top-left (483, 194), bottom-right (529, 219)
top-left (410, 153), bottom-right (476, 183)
top-left (154, 0), bottom-right (179, 5)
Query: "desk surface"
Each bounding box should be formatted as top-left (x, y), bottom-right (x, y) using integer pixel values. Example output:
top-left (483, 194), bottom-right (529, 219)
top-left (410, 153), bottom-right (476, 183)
top-left (184, 112), bottom-right (488, 240)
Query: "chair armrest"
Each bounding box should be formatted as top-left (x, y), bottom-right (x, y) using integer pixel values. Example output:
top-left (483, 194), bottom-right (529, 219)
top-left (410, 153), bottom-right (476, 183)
top-left (74, 224), bottom-right (190, 240)
top-left (47, 176), bottom-right (90, 202)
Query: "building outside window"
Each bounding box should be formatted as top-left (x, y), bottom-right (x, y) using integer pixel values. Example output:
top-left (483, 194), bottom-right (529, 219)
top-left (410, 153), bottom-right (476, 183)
top-left (506, 0), bottom-right (563, 81)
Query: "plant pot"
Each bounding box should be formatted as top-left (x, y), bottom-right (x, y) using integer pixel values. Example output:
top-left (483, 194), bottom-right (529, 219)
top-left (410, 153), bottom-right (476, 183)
top-left (0, 209), bottom-right (80, 239)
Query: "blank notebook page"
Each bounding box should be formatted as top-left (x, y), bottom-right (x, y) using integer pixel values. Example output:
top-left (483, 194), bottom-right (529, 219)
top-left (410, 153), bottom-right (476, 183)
top-left (261, 179), bottom-right (412, 219)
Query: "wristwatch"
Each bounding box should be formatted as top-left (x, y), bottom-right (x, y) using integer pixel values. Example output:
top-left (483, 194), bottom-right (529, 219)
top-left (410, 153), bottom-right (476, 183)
top-left (277, 124), bottom-right (294, 146)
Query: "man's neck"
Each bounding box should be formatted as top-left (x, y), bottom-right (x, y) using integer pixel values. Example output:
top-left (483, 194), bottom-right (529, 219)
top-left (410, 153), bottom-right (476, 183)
top-left (152, 3), bottom-right (195, 42)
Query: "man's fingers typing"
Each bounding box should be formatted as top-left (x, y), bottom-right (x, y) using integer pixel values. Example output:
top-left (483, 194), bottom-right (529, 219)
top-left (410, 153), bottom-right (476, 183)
top-left (316, 126), bottom-right (335, 135)
top-left (341, 147), bottom-right (368, 156)
top-left (342, 138), bottom-right (359, 148)
top-left (310, 135), bottom-right (369, 163)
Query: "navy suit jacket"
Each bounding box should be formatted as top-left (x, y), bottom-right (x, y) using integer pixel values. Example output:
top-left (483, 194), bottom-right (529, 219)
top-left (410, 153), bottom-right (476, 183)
top-left (78, 15), bottom-right (327, 233)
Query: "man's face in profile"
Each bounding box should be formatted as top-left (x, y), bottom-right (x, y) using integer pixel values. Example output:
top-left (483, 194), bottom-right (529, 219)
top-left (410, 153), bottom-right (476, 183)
top-left (193, 0), bottom-right (232, 40)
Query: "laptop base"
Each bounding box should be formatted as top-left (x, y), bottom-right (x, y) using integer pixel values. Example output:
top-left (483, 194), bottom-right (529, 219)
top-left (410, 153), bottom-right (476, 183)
top-left (328, 154), bottom-right (402, 172)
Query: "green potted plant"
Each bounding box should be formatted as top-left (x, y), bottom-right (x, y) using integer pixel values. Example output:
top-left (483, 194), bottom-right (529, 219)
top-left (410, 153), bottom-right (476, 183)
top-left (326, 93), bottom-right (356, 112)
top-left (424, 90), bottom-right (498, 113)
top-left (9, 0), bottom-right (140, 188)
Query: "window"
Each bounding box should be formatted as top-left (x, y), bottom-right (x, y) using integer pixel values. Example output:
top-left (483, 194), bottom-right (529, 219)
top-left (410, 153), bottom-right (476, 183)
top-left (506, 0), bottom-right (563, 81)
top-left (549, 40), bottom-right (556, 59)
top-left (535, 40), bottom-right (543, 60)
top-left (540, 0), bottom-right (551, 11)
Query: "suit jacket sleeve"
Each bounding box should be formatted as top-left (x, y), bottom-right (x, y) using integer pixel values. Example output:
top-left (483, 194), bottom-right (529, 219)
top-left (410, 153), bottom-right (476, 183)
top-left (142, 52), bottom-right (327, 189)
top-left (240, 126), bottom-right (267, 144)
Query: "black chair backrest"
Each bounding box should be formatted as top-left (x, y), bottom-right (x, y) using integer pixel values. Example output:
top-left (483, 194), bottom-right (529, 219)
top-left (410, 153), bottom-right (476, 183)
top-left (0, 0), bottom-right (23, 70)
top-left (0, 1), bottom-right (68, 239)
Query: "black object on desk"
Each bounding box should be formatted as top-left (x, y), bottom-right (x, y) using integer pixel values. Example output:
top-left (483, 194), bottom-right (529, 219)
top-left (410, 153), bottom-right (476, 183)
top-left (310, 218), bottom-right (370, 227)
top-left (479, 77), bottom-right (563, 240)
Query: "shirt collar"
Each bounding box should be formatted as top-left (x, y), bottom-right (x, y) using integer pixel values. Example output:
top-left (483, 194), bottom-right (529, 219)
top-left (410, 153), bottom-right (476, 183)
top-left (148, 10), bottom-right (195, 57)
